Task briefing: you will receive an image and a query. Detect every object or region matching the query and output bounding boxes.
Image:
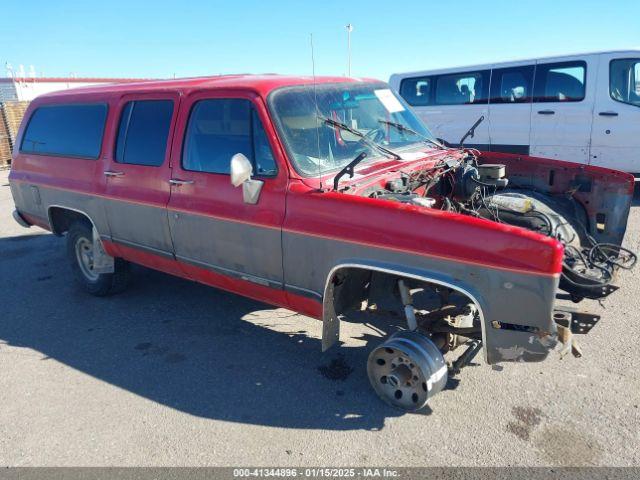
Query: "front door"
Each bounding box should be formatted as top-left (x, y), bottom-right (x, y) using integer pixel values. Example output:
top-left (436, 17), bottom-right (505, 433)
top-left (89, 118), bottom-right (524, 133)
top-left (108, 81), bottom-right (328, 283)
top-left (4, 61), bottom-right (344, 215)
top-left (529, 57), bottom-right (594, 163)
top-left (102, 92), bottom-right (179, 263)
top-left (590, 53), bottom-right (640, 173)
top-left (167, 90), bottom-right (288, 298)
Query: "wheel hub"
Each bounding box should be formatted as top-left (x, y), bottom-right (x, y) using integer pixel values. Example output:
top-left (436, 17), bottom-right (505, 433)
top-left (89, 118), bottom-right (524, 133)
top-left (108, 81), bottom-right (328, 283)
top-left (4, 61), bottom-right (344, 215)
top-left (75, 236), bottom-right (99, 281)
top-left (367, 331), bottom-right (448, 411)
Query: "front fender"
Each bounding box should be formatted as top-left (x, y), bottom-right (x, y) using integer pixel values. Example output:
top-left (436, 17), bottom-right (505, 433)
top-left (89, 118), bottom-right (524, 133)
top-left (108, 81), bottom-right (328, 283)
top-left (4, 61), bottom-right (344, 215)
top-left (282, 184), bottom-right (562, 364)
top-left (319, 259), bottom-right (559, 364)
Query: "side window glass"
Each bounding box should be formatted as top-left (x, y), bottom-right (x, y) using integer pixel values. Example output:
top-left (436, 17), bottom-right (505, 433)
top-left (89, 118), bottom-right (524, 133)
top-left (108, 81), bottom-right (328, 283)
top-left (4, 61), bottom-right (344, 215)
top-left (610, 58), bottom-right (640, 107)
top-left (435, 71), bottom-right (489, 105)
top-left (20, 103), bottom-right (107, 158)
top-left (183, 99), bottom-right (276, 177)
top-left (489, 65), bottom-right (535, 103)
top-left (251, 109), bottom-right (277, 176)
top-left (115, 100), bottom-right (174, 166)
top-left (534, 62), bottom-right (586, 102)
top-left (399, 77), bottom-right (432, 106)
top-left (183, 99), bottom-right (252, 174)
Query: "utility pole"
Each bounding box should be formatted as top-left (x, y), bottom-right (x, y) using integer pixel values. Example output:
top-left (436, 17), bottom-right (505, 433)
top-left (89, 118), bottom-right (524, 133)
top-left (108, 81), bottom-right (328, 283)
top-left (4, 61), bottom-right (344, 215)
top-left (346, 24), bottom-right (353, 77)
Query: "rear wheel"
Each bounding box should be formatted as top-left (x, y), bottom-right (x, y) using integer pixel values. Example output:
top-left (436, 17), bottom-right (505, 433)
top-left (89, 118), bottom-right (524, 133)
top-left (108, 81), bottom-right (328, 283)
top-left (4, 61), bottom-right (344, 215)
top-left (67, 221), bottom-right (130, 296)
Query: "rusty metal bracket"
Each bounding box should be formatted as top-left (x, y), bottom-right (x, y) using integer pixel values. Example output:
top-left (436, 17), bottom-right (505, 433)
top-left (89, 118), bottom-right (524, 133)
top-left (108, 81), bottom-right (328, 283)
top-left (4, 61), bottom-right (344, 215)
top-left (553, 307), bottom-right (600, 359)
top-left (553, 307), bottom-right (600, 335)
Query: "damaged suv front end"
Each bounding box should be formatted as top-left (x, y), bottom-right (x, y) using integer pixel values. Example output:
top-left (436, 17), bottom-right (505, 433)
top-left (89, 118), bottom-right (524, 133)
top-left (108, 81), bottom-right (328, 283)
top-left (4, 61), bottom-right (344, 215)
top-left (269, 80), bottom-right (635, 410)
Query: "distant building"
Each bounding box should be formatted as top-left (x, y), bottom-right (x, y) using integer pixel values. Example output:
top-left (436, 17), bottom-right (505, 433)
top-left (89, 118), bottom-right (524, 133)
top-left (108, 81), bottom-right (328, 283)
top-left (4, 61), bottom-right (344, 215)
top-left (0, 77), bottom-right (147, 102)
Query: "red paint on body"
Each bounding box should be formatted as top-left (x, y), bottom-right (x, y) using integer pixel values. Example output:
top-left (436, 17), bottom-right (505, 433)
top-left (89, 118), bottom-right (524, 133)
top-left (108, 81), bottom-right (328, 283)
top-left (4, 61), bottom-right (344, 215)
top-left (11, 74), bottom-right (625, 314)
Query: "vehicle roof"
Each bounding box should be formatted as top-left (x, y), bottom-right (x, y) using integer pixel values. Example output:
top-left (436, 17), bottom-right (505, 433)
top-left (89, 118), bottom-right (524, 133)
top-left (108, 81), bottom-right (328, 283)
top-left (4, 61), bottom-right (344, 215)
top-left (36, 74), bottom-right (382, 100)
top-left (389, 48), bottom-right (640, 79)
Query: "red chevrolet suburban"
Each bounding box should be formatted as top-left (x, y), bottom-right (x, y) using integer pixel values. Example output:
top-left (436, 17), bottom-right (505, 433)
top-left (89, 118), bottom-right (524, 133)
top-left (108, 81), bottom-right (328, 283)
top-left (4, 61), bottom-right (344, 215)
top-left (9, 75), bottom-right (635, 411)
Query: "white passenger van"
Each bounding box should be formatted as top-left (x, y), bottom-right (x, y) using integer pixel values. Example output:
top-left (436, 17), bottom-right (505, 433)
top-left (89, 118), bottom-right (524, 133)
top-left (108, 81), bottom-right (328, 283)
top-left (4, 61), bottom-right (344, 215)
top-left (390, 50), bottom-right (640, 174)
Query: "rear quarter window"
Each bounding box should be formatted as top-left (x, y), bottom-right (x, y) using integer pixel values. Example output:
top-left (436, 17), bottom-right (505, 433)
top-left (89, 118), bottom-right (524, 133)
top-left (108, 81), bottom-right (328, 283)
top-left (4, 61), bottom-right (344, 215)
top-left (20, 103), bottom-right (107, 159)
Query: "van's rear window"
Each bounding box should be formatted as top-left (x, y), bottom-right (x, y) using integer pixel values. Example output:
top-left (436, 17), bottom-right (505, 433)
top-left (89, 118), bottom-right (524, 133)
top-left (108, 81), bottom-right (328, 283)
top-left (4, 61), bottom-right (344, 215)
top-left (20, 103), bottom-right (107, 159)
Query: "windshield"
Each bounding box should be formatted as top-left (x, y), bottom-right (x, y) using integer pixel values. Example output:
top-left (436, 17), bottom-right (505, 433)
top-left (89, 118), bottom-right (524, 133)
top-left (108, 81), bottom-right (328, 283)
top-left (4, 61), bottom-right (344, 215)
top-left (269, 82), bottom-right (437, 176)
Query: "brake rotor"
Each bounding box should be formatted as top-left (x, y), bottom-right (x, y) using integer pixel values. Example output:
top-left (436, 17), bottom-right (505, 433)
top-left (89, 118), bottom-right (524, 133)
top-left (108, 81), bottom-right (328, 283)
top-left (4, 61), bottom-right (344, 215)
top-left (367, 330), bottom-right (448, 411)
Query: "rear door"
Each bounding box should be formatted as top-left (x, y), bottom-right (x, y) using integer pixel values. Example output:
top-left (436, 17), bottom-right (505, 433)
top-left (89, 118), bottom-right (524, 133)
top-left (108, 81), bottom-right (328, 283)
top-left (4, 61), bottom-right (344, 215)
top-left (529, 56), bottom-right (594, 163)
top-left (166, 90), bottom-right (288, 296)
top-left (487, 62), bottom-right (535, 154)
top-left (590, 53), bottom-right (640, 173)
top-left (102, 92), bottom-right (179, 262)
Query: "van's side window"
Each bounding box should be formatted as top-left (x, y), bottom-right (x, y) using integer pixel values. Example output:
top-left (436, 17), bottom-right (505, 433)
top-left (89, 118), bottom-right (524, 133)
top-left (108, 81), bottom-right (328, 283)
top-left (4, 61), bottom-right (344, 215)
top-left (182, 98), bottom-right (277, 176)
top-left (115, 100), bottom-right (174, 166)
top-left (435, 71), bottom-right (489, 105)
top-left (489, 65), bottom-right (535, 103)
top-left (20, 104), bottom-right (107, 159)
top-left (610, 59), bottom-right (640, 107)
top-left (534, 61), bottom-right (586, 102)
top-left (399, 77), bottom-right (432, 106)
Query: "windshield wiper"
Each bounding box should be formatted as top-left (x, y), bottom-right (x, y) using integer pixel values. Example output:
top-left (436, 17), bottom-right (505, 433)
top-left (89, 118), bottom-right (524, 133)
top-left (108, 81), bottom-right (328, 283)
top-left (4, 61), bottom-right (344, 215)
top-left (322, 117), bottom-right (401, 160)
top-left (333, 152), bottom-right (367, 191)
top-left (459, 115), bottom-right (485, 147)
top-left (377, 119), bottom-right (446, 150)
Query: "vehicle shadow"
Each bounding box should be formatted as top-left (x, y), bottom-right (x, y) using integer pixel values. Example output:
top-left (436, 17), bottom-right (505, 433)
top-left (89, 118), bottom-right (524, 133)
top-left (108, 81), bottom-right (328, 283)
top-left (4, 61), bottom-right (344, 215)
top-left (0, 232), bottom-right (411, 431)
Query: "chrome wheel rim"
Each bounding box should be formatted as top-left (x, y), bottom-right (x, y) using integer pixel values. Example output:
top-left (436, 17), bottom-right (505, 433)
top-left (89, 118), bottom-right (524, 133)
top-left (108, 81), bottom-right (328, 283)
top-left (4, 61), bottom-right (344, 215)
top-left (367, 331), bottom-right (448, 411)
top-left (75, 236), bottom-right (99, 281)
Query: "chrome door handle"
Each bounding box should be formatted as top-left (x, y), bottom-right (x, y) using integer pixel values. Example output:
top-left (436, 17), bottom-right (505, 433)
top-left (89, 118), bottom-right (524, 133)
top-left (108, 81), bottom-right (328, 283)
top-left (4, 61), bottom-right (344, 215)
top-left (104, 170), bottom-right (125, 177)
top-left (169, 179), bottom-right (194, 186)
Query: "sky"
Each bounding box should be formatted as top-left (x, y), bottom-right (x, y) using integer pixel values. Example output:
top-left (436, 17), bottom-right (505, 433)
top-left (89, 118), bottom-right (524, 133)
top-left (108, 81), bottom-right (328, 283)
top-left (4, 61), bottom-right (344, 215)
top-left (2, 0), bottom-right (638, 82)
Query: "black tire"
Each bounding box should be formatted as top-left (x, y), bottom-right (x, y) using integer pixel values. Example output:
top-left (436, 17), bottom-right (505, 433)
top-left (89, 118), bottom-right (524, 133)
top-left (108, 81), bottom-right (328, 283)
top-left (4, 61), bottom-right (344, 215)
top-left (67, 220), bottom-right (130, 296)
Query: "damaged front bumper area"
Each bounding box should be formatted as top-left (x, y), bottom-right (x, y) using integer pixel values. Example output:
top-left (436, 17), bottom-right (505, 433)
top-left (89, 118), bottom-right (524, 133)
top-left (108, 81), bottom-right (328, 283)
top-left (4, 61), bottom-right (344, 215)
top-left (488, 306), bottom-right (600, 362)
top-left (481, 269), bottom-right (610, 364)
top-left (553, 306), bottom-right (600, 359)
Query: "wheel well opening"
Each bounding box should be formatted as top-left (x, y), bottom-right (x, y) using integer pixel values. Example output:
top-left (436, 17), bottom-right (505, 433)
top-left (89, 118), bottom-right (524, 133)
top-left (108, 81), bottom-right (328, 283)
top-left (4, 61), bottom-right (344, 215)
top-left (325, 267), bottom-right (482, 353)
top-left (48, 207), bottom-right (93, 236)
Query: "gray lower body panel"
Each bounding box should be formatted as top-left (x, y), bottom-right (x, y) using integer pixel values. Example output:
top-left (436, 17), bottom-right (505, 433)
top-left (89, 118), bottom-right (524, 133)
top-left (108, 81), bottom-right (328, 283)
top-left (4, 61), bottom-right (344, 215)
top-left (10, 180), bottom-right (559, 364)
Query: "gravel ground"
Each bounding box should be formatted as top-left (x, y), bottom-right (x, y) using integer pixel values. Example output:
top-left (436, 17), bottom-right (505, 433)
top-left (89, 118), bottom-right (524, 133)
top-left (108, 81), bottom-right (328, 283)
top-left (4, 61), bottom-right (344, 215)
top-left (0, 168), bottom-right (638, 467)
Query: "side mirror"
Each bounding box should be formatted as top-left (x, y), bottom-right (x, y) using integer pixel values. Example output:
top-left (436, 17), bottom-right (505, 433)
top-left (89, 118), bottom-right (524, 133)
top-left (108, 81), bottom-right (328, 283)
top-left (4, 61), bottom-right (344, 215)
top-left (230, 153), bottom-right (253, 187)
top-left (230, 153), bottom-right (264, 205)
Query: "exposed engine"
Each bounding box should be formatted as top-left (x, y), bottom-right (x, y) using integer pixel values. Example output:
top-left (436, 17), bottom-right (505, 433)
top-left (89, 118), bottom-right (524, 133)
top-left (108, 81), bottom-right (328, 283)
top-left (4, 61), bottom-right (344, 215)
top-left (364, 151), bottom-right (637, 301)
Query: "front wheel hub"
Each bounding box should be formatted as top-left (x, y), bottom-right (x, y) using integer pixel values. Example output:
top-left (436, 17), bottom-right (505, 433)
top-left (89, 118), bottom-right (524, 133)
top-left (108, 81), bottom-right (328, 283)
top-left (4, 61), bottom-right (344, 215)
top-left (367, 331), bottom-right (448, 411)
top-left (75, 236), bottom-right (99, 281)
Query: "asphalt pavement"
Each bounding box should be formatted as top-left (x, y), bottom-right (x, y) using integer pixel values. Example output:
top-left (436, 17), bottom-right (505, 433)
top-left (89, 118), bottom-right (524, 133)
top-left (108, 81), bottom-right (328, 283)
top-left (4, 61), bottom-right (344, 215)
top-left (0, 169), bottom-right (638, 466)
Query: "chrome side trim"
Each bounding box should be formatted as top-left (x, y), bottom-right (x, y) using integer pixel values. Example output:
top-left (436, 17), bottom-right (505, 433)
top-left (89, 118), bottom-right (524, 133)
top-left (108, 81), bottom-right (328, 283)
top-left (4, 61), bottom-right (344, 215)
top-left (110, 236), bottom-right (175, 259)
top-left (176, 254), bottom-right (283, 290)
top-left (321, 263), bottom-right (488, 361)
top-left (284, 284), bottom-right (323, 300)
